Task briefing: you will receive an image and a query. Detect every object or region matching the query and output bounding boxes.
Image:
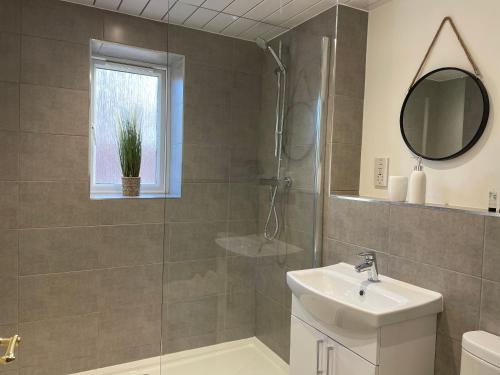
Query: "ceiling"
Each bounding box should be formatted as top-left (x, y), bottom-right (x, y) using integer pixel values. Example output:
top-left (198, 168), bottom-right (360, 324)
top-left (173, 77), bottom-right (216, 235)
top-left (63, 0), bottom-right (388, 41)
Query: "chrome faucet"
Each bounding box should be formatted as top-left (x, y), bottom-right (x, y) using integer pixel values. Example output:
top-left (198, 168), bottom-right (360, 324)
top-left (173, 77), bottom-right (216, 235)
top-left (354, 252), bottom-right (380, 282)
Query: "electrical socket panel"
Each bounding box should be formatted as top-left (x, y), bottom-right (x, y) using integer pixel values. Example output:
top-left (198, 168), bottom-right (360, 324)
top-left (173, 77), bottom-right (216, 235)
top-left (374, 158), bottom-right (389, 188)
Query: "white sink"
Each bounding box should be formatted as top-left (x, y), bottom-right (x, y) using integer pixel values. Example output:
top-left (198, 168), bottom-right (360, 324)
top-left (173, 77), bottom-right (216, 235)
top-left (287, 262), bottom-right (443, 329)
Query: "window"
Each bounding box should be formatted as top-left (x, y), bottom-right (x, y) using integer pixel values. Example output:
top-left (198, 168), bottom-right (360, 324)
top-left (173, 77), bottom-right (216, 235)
top-left (89, 40), bottom-right (184, 198)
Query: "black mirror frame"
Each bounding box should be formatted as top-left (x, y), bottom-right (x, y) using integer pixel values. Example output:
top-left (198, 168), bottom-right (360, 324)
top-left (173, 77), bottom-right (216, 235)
top-left (400, 67), bottom-right (490, 161)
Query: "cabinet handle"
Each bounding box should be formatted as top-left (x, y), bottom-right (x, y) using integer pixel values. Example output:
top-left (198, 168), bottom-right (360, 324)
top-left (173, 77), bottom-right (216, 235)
top-left (316, 339), bottom-right (324, 374)
top-left (326, 346), bottom-right (335, 375)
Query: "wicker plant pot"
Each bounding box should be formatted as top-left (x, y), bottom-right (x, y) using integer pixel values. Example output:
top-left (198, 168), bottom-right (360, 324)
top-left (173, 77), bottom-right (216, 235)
top-left (122, 177), bottom-right (141, 197)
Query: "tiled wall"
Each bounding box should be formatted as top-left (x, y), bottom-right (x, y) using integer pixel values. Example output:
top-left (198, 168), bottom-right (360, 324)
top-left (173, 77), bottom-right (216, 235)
top-left (324, 195), bottom-right (500, 375)
top-left (0, 0), bottom-right (261, 373)
top-left (327, 6), bottom-right (367, 195)
top-left (254, 5), bottom-right (368, 363)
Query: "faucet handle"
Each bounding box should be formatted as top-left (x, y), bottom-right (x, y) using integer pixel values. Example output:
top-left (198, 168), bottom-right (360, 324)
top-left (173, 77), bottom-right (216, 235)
top-left (357, 251), bottom-right (376, 260)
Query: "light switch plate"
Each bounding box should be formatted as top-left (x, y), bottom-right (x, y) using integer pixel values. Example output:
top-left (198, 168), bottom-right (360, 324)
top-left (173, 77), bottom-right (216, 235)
top-left (374, 158), bottom-right (389, 188)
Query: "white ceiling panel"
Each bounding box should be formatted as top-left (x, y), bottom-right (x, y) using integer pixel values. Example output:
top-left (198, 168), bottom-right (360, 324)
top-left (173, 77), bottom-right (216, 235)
top-left (119, 0), bottom-right (150, 15)
top-left (202, 0), bottom-right (235, 11)
top-left (167, 2), bottom-right (197, 24)
top-left (184, 7), bottom-right (218, 27)
top-left (94, 0), bottom-right (121, 10)
top-left (280, 0), bottom-right (336, 28)
top-left (221, 17), bottom-right (258, 36)
top-left (62, 0), bottom-right (387, 41)
top-left (264, 0), bottom-right (320, 25)
top-left (245, 0), bottom-right (294, 21)
top-left (224, 0), bottom-right (263, 16)
top-left (204, 12), bottom-right (237, 32)
top-left (142, 0), bottom-right (172, 20)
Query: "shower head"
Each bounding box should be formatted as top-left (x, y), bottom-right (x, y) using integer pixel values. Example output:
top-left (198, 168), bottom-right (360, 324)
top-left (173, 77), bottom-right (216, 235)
top-left (255, 37), bottom-right (286, 73)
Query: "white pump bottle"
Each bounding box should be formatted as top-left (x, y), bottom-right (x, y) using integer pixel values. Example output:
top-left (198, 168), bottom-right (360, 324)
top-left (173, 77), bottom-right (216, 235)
top-left (408, 157), bottom-right (426, 204)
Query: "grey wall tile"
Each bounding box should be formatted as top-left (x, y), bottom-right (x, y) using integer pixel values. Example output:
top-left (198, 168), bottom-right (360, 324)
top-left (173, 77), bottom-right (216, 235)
top-left (0, 33), bottom-right (20, 83)
top-left (20, 133), bottom-right (88, 181)
top-left (184, 62), bottom-right (232, 108)
top-left (183, 144), bottom-right (230, 182)
top-left (97, 304), bottom-right (161, 367)
top-left (21, 36), bottom-right (89, 90)
top-left (386, 256), bottom-right (481, 340)
top-left (164, 183), bottom-right (228, 222)
top-left (229, 147), bottom-right (258, 182)
top-left (183, 102), bottom-right (231, 146)
top-left (286, 190), bottom-right (315, 233)
top-left (0, 1), bottom-right (21, 33)
top-left (330, 142), bottom-right (361, 191)
top-left (331, 95), bottom-right (364, 145)
top-left (99, 199), bottom-right (164, 225)
top-left (0, 131), bottom-right (19, 180)
top-left (168, 221), bottom-right (227, 261)
top-left (224, 290), bottom-right (255, 333)
top-left (389, 205), bottom-right (484, 276)
top-left (232, 71), bottom-right (262, 110)
top-left (18, 314), bottom-right (99, 374)
top-left (20, 84), bottom-right (89, 135)
top-left (327, 196), bottom-right (389, 251)
top-left (0, 275), bottom-right (17, 325)
top-left (229, 183), bottom-right (258, 220)
top-left (479, 280), bottom-right (500, 336)
top-left (99, 224), bottom-right (164, 268)
top-left (168, 24), bottom-right (233, 69)
top-left (483, 216), bottom-right (500, 282)
top-left (0, 82), bottom-right (20, 130)
top-left (434, 334), bottom-right (461, 375)
top-left (227, 256), bottom-right (256, 294)
top-left (256, 257), bottom-right (287, 305)
top-left (0, 182), bottom-right (18, 229)
top-left (19, 271), bottom-right (99, 322)
top-left (232, 41), bottom-right (263, 75)
top-left (19, 226), bottom-right (99, 275)
top-left (166, 295), bottom-right (223, 341)
top-left (97, 264), bottom-right (163, 310)
top-left (22, 0), bottom-right (103, 45)
top-left (166, 258), bottom-right (226, 301)
top-left (0, 230), bottom-right (18, 277)
top-left (19, 182), bottom-right (99, 228)
top-left (104, 12), bottom-right (165, 51)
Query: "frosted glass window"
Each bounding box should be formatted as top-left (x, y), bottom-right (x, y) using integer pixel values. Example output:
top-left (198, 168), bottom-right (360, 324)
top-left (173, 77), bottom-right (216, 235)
top-left (90, 60), bottom-right (167, 194)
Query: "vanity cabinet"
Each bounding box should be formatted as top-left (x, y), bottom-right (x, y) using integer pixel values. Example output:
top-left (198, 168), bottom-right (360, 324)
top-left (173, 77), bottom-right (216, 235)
top-left (290, 316), bottom-right (377, 375)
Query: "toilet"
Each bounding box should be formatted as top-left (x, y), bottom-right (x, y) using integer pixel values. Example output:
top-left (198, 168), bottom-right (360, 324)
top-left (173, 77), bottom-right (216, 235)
top-left (461, 331), bottom-right (500, 374)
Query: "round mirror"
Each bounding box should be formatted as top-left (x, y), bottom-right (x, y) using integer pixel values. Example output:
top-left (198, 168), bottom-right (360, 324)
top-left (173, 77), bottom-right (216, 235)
top-left (400, 67), bottom-right (489, 160)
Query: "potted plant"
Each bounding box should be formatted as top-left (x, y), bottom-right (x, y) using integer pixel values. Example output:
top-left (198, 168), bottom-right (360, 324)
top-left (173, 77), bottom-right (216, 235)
top-left (116, 112), bottom-right (142, 196)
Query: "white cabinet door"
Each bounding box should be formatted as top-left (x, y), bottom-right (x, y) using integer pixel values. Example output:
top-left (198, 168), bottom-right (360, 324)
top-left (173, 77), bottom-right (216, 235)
top-left (327, 337), bottom-right (378, 375)
top-left (290, 316), bottom-right (327, 375)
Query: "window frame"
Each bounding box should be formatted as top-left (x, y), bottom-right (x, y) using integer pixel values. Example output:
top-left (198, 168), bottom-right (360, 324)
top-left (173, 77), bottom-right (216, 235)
top-left (90, 57), bottom-right (170, 195)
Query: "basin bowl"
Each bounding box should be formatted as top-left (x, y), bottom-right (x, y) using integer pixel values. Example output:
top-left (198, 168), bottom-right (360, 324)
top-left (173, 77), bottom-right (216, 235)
top-left (287, 262), bottom-right (443, 329)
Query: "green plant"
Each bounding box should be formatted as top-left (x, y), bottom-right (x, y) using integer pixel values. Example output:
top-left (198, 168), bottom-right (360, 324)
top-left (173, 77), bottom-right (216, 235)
top-left (116, 112), bottom-right (142, 178)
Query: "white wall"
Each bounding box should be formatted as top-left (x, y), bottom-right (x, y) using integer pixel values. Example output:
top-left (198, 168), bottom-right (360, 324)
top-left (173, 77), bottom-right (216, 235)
top-left (360, 0), bottom-right (498, 209)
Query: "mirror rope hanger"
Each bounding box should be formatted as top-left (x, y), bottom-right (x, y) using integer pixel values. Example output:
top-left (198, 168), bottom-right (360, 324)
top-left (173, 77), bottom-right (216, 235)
top-left (409, 16), bottom-right (481, 90)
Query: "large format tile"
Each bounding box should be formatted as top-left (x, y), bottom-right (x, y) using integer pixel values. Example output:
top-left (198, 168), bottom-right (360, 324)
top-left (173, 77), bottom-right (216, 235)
top-left (183, 102), bottom-right (231, 146)
top-left (21, 36), bottom-right (89, 90)
top-left (19, 182), bottom-right (100, 228)
top-left (226, 255), bottom-right (256, 294)
top-left (184, 62), bottom-right (232, 108)
top-left (479, 280), bottom-right (500, 336)
top-left (164, 183), bottom-right (228, 222)
top-left (223, 291), bottom-right (255, 336)
top-left (22, 0), bottom-right (102, 45)
top-left (331, 95), bottom-right (364, 145)
top-left (330, 142), bottom-right (361, 191)
top-left (182, 144), bottom-right (230, 182)
top-left (388, 205), bottom-right (484, 276)
top-left (20, 84), bottom-right (89, 135)
top-left (434, 334), bottom-right (461, 375)
top-left (483, 216), bottom-right (500, 282)
top-left (0, 230), bottom-right (18, 277)
top-left (166, 258), bottom-right (226, 302)
top-left (20, 132), bottom-right (88, 181)
top-left (168, 221), bottom-right (227, 261)
top-left (97, 304), bottom-right (161, 368)
top-left (327, 196), bottom-right (389, 251)
top-left (97, 264), bottom-right (163, 311)
top-left (0, 275), bottom-right (17, 325)
top-left (386, 256), bottom-right (481, 340)
top-left (18, 314), bottom-right (99, 375)
top-left (104, 12), bottom-right (165, 51)
top-left (99, 198), bottom-right (164, 225)
top-left (0, 182), bottom-right (18, 229)
top-left (19, 271), bottom-right (99, 322)
top-left (232, 40), bottom-right (263, 75)
top-left (229, 183), bottom-right (258, 220)
top-left (0, 1), bottom-right (21, 33)
top-left (0, 131), bottom-right (19, 180)
top-left (0, 33), bottom-right (20, 83)
top-left (0, 82), bottom-right (20, 130)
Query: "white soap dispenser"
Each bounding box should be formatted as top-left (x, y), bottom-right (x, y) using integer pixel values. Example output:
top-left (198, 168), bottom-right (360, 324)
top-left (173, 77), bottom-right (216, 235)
top-left (408, 157), bottom-right (426, 204)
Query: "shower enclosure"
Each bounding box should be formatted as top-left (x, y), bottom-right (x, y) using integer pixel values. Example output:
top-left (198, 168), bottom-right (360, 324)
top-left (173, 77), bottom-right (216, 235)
top-left (0, 0), bottom-right (348, 374)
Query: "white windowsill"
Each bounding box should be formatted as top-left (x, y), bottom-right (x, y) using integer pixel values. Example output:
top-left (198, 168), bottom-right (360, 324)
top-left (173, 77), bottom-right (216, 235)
top-left (90, 192), bottom-right (181, 200)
